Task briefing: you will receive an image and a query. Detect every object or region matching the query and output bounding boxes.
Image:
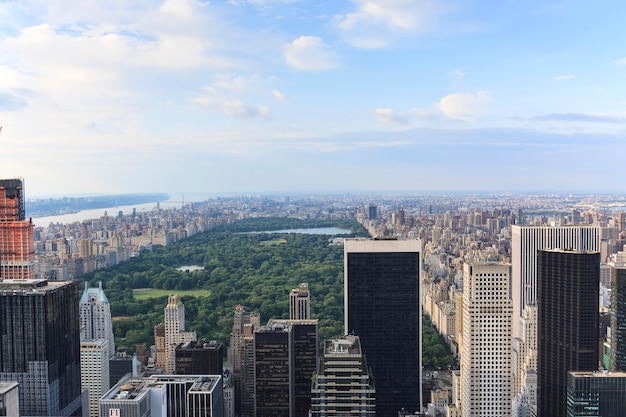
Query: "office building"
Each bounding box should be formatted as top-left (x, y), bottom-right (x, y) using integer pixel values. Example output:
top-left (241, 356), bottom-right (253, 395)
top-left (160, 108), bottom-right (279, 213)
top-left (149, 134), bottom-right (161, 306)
top-left (289, 282), bottom-right (310, 320)
top-left (108, 349), bottom-right (140, 388)
top-left (175, 339), bottom-right (223, 376)
top-left (0, 382), bottom-right (19, 417)
top-left (254, 319), bottom-right (318, 417)
top-left (228, 305), bottom-right (260, 416)
top-left (0, 179), bottom-right (34, 280)
top-left (344, 238), bottom-right (422, 415)
top-left (511, 225), bottom-right (600, 334)
top-left (610, 265), bottom-right (626, 371)
top-left (80, 339), bottom-right (110, 417)
top-left (100, 374), bottom-right (223, 417)
top-left (537, 249), bottom-right (600, 417)
top-left (164, 294), bottom-right (197, 373)
top-left (460, 263), bottom-right (513, 417)
top-left (0, 279), bottom-right (82, 416)
top-left (79, 281), bottom-right (116, 359)
top-left (310, 335), bottom-right (375, 416)
top-left (566, 371), bottom-right (626, 417)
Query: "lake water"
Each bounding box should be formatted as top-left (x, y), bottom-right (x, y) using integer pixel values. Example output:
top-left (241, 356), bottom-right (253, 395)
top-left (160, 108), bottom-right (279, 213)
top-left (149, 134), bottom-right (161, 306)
top-left (248, 227), bottom-right (351, 235)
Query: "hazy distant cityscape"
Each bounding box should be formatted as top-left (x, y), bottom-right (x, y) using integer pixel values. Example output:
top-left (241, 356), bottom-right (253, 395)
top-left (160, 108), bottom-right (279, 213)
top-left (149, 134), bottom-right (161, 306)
top-left (2, 179), bottom-right (626, 416)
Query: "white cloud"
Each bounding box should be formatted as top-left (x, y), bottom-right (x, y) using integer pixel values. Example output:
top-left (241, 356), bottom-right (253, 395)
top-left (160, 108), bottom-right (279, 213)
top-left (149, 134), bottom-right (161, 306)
top-left (616, 58), bottom-right (626, 66)
top-left (272, 90), bottom-right (287, 101)
top-left (335, 0), bottom-right (450, 48)
top-left (373, 108), bottom-right (411, 125)
top-left (437, 91), bottom-right (491, 121)
top-left (222, 101), bottom-right (272, 118)
top-left (202, 73), bottom-right (250, 93)
top-left (553, 74), bottom-right (575, 81)
top-left (284, 36), bottom-right (337, 71)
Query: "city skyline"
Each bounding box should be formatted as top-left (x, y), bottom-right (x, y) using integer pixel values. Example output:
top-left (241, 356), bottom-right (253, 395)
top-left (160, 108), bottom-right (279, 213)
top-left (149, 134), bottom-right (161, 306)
top-left (2, 1), bottom-right (626, 195)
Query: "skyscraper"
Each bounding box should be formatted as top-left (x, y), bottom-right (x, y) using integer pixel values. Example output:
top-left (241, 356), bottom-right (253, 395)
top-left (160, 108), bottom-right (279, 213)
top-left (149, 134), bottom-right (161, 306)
top-left (253, 319), bottom-right (318, 417)
top-left (311, 335), bottom-right (375, 416)
top-left (537, 249), bottom-right (600, 417)
top-left (566, 371), bottom-right (626, 417)
top-left (228, 305), bottom-right (260, 416)
top-left (80, 339), bottom-right (110, 417)
top-left (79, 281), bottom-right (116, 359)
top-left (289, 282), bottom-right (310, 320)
top-left (344, 238), bottom-right (422, 416)
top-left (610, 266), bottom-right (626, 371)
top-left (175, 339), bottom-right (223, 376)
top-left (0, 179), bottom-right (35, 280)
top-left (0, 279), bottom-right (83, 416)
top-left (460, 262), bottom-right (513, 417)
top-left (164, 294), bottom-right (197, 373)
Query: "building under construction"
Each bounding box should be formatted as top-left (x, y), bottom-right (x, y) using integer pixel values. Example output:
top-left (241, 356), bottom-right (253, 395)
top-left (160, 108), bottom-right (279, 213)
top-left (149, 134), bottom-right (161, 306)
top-left (0, 179), bottom-right (35, 280)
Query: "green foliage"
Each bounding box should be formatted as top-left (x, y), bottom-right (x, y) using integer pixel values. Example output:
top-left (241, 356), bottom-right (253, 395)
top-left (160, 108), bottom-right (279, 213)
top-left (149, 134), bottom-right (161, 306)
top-left (422, 315), bottom-right (457, 370)
top-left (81, 218), bottom-right (369, 352)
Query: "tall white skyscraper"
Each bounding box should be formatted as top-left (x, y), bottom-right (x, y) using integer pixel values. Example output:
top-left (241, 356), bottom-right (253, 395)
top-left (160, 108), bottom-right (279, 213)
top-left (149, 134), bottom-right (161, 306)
top-left (290, 282), bottom-right (311, 320)
top-left (80, 339), bottom-right (109, 417)
top-left (164, 294), bottom-right (197, 373)
top-left (79, 281), bottom-right (116, 359)
top-left (461, 262), bottom-right (513, 417)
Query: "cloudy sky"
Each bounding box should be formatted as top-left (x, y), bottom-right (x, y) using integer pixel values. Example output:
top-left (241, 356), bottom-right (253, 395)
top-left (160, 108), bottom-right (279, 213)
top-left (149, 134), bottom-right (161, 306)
top-left (1, 0), bottom-right (626, 197)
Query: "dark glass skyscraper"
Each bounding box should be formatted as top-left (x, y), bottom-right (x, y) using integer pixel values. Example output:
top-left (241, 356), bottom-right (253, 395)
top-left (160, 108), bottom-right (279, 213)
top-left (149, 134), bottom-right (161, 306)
top-left (0, 279), bottom-right (82, 416)
top-left (175, 339), bottom-right (223, 375)
top-left (344, 238), bottom-right (422, 416)
top-left (610, 266), bottom-right (626, 371)
top-left (537, 249), bottom-right (600, 417)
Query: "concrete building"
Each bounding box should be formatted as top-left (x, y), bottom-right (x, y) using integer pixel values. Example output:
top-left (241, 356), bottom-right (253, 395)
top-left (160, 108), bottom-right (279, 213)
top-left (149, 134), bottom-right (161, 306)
top-left (0, 382), bottom-right (19, 417)
top-left (460, 263), bottom-right (513, 417)
top-left (164, 294), bottom-right (197, 373)
top-left (344, 238), bottom-right (422, 415)
top-left (100, 374), bottom-right (223, 417)
top-left (80, 339), bottom-right (110, 417)
top-left (537, 249), bottom-right (600, 417)
top-left (311, 335), bottom-right (375, 416)
top-left (79, 281), bottom-right (116, 360)
top-left (289, 282), bottom-right (310, 320)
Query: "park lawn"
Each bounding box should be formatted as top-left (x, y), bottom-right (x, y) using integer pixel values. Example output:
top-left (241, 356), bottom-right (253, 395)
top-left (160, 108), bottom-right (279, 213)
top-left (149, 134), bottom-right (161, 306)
top-left (132, 288), bottom-right (212, 300)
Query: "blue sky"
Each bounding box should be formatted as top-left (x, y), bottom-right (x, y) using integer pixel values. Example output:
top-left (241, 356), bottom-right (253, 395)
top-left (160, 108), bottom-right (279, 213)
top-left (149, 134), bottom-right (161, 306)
top-left (1, 0), bottom-right (625, 196)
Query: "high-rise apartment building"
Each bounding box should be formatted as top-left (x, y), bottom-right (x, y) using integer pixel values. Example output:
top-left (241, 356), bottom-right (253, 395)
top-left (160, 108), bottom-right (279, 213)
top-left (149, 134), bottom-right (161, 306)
top-left (566, 371), bottom-right (626, 417)
top-left (228, 305), bottom-right (260, 416)
top-left (310, 335), bottom-right (375, 416)
top-left (344, 238), bottom-right (422, 416)
top-left (289, 282), bottom-right (310, 320)
top-left (79, 281), bottom-right (116, 359)
top-left (537, 249), bottom-right (600, 417)
top-left (254, 319), bottom-right (318, 417)
top-left (0, 179), bottom-right (34, 280)
top-left (460, 262), bottom-right (513, 417)
top-left (610, 266), bottom-right (626, 371)
top-left (0, 279), bottom-right (83, 416)
top-left (164, 294), bottom-right (197, 373)
top-left (81, 339), bottom-right (110, 417)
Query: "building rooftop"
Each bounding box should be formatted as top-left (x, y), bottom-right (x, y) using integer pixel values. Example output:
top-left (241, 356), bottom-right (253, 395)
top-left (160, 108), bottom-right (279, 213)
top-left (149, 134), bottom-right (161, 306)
top-left (569, 371), bottom-right (626, 378)
top-left (0, 279), bottom-right (75, 293)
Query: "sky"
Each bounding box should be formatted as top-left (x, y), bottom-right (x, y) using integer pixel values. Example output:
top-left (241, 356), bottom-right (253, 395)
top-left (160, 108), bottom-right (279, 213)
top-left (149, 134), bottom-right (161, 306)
top-left (1, 0), bottom-right (626, 197)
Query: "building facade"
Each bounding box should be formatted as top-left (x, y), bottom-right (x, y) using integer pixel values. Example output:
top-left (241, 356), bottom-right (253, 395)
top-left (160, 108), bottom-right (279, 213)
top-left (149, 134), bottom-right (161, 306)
top-left (566, 371), bottom-right (626, 417)
top-left (537, 249), bottom-right (600, 417)
top-left (81, 339), bottom-right (110, 417)
top-left (0, 179), bottom-right (35, 280)
top-left (311, 335), bottom-right (375, 416)
top-left (344, 238), bottom-right (422, 416)
top-left (79, 281), bottom-right (116, 360)
top-left (610, 266), bottom-right (626, 371)
top-left (289, 282), bottom-right (310, 320)
top-left (228, 305), bottom-right (260, 417)
top-left (460, 263), bottom-right (513, 417)
top-left (175, 340), bottom-right (223, 376)
top-left (164, 294), bottom-right (197, 373)
top-left (0, 279), bottom-right (82, 416)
